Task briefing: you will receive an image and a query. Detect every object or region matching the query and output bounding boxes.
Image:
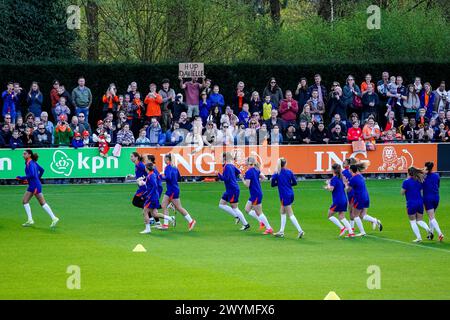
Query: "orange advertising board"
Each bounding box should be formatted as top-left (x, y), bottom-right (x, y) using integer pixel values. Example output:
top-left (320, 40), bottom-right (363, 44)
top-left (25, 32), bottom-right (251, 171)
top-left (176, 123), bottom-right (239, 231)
top-left (137, 143), bottom-right (437, 176)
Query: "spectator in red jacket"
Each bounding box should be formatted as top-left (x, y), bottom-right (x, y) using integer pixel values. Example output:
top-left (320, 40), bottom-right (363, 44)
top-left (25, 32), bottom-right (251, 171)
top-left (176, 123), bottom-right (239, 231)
top-left (347, 120), bottom-right (362, 142)
top-left (50, 80), bottom-right (60, 110)
top-left (279, 90), bottom-right (298, 127)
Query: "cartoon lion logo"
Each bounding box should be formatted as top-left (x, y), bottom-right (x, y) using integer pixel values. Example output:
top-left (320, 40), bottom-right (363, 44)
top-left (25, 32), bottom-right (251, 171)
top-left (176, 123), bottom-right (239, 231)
top-left (378, 147), bottom-right (413, 171)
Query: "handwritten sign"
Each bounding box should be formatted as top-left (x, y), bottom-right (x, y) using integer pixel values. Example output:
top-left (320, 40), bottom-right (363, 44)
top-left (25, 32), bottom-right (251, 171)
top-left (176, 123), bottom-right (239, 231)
top-left (179, 63), bottom-right (204, 79)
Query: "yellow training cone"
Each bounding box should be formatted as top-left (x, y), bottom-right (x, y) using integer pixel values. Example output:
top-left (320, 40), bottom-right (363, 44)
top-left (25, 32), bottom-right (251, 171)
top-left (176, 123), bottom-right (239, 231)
top-left (133, 244), bottom-right (147, 252)
top-left (324, 291), bottom-right (341, 300)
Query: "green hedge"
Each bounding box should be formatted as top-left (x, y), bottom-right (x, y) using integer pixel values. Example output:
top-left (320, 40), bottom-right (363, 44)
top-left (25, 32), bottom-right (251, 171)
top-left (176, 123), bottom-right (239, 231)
top-left (1, 62), bottom-right (449, 122)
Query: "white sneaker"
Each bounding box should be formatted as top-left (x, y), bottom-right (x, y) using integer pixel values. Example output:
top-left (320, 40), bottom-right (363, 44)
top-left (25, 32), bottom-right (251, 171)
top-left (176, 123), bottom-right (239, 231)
top-left (274, 231), bottom-right (285, 238)
top-left (356, 233), bottom-right (366, 237)
top-left (413, 238), bottom-right (422, 243)
top-left (140, 229), bottom-right (151, 234)
top-left (22, 220), bottom-right (34, 227)
top-left (170, 216), bottom-right (176, 228)
top-left (50, 217), bottom-right (59, 228)
top-left (297, 231), bottom-right (305, 239)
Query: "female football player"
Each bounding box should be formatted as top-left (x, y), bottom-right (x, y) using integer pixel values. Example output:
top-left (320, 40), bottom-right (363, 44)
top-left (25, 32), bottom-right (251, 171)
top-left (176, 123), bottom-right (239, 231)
top-left (423, 162), bottom-right (444, 241)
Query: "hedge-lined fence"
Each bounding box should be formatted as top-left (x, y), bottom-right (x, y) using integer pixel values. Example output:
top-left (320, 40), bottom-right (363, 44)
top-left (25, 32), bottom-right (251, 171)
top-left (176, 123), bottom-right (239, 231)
top-left (1, 62), bottom-right (449, 123)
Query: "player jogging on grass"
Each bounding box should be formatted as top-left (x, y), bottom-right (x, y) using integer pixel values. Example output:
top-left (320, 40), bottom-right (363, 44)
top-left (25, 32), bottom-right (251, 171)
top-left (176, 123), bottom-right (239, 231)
top-left (17, 149), bottom-right (59, 228)
top-left (342, 158), bottom-right (357, 232)
top-left (401, 167), bottom-right (433, 243)
top-left (139, 162), bottom-right (176, 234)
top-left (130, 152), bottom-right (147, 209)
top-left (324, 163), bottom-right (354, 238)
top-left (271, 157), bottom-right (305, 239)
top-left (217, 152), bottom-right (250, 231)
top-left (160, 154), bottom-right (196, 231)
top-left (345, 161), bottom-right (383, 237)
top-left (241, 156), bottom-right (273, 235)
top-left (423, 161), bottom-right (444, 241)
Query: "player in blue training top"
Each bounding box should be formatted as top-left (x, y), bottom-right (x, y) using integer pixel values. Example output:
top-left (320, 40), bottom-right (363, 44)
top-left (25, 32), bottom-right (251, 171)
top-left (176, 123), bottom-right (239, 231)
top-left (271, 158), bottom-right (304, 239)
top-left (342, 158), bottom-right (357, 231)
top-left (324, 163), bottom-right (354, 238)
top-left (402, 167), bottom-right (432, 243)
top-left (16, 149), bottom-right (59, 228)
top-left (423, 162), bottom-right (444, 241)
top-left (346, 161), bottom-right (383, 237)
top-left (139, 162), bottom-right (176, 234)
top-left (160, 154), bottom-right (196, 231)
top-left (130, 152), bottom-right (147, 209)
top-left (242, 156), bottom-right (273, 235)
top-left (217, 152), bottom-right (249, 231)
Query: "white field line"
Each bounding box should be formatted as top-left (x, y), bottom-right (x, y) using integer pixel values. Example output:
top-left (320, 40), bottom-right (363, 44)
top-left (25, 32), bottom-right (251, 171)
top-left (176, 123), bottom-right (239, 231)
top-left (366, 235), bottom-right (450, 254)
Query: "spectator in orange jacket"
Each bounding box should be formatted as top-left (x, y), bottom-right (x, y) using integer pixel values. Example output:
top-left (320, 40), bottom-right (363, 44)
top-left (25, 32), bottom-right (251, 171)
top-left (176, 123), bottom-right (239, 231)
top-left (144, 83), bottom-right (163, 122)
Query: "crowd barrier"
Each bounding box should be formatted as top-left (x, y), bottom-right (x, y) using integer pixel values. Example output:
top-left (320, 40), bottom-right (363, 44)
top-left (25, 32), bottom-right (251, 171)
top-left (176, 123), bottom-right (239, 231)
top-left (0, 143), bottom-right (443, 180)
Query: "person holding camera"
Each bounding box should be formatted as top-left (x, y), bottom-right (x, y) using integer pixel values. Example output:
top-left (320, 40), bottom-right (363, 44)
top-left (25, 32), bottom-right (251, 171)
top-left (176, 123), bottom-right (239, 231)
top-left (54, 118), bottom-right (74, 146)
top-left (102, 84), bottom-right (119, 120)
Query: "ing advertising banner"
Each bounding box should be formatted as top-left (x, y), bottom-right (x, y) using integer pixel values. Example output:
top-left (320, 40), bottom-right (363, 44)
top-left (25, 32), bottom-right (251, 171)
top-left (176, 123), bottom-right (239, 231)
top-left (0, 143), bottom-right (439, 180)
top-left (137, 143), bottom-right (438, 176)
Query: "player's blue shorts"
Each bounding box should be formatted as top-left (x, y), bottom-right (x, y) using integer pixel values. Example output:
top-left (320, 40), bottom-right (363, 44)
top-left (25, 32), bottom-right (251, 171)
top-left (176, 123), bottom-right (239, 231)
top-left (407, 202), bottom-right (424, 215)
top-left (135, 186), bottom-right (146, 198)
top-left (330, 202), bottom-right (347, 213)
top-left (165, 190), bottom-right (180, 200)
top-left (347, 192), bottom-right (354, 205)
top-left (424, 197), bottom-right (439, 211)
top-left (280, 194), bottom-right (294, 207)
top-left (27, 183), bottom-right (42, 194)
top-left (144, 197), bottom-right (161, 210)
top-left (353, 198), bottom-right (370, 210)
top-left (222, 190), bottom-right (240, 204)
top-left (249, 193), bottom-right (263, 206)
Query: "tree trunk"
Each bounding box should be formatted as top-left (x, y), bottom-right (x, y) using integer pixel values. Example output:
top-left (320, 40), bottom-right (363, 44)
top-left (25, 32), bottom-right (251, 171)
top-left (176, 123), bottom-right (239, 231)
top-left (86, 0), bottom-right (99, 61)
top-left (269, 0), bottom-right (281, 23)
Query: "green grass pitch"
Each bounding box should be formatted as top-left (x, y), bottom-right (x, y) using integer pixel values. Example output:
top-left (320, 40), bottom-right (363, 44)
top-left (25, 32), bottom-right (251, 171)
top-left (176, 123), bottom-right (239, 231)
top-left (0, 179), bottom-right (449, 300)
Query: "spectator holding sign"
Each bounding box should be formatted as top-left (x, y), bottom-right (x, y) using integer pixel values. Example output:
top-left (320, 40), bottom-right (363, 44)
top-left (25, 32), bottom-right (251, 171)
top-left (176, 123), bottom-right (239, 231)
top-left (179, 76), bottom-right (203, 120)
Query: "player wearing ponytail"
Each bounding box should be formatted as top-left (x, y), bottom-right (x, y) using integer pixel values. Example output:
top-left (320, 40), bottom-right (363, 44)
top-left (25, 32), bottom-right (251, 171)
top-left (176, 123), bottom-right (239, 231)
top-left (423, 162), bottom-right (444, 241)
top-left (401, 167), bottom-right (432, 242)
top-left (271, 158), bottom-right (305, 239)
top-left (324, 163), bottom-right (354, 237)
top-left (16, 150), bottom-right (59, 228)
top-left (346, 160), bottom-right (382, 237)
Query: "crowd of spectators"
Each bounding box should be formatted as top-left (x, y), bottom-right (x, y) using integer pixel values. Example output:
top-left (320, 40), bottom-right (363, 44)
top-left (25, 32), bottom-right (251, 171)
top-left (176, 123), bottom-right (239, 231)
top-left (1, 73), bottom-right (450, 149)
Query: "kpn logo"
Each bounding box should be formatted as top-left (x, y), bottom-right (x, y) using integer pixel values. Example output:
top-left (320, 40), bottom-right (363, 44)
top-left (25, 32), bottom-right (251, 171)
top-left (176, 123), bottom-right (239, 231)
top-left (50, 150), bottom-right (119, 176)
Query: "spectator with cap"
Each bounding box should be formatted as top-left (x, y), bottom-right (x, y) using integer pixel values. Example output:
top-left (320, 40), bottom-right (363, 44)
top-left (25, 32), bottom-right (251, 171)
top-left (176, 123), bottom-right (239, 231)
top-left (171, 93), bottom-right (188, 123)
top-left (71, 132), bottom-right (84, 148)
top-left (54, 118), bottom-right (74, 146)
top-left (328, 114), bottom-right (347, 135)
